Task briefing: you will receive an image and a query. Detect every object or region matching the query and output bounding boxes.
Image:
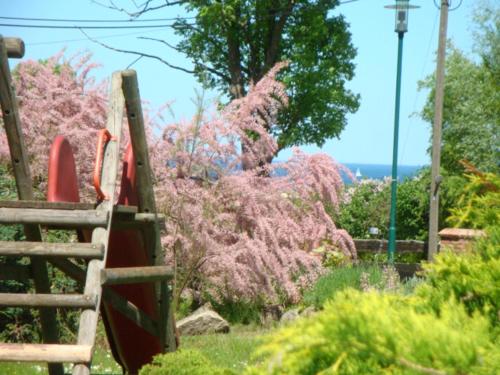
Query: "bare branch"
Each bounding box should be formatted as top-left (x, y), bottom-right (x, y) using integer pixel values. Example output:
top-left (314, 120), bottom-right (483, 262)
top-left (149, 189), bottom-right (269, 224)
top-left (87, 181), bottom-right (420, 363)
top-left (137, 36), bottom-right (231, 82)
top-left (92, 0), bottom-right (186, 19)
top-left (80, 29), bottom-right (195, 74)
top-left (138, 36), bottom-right (180, 51)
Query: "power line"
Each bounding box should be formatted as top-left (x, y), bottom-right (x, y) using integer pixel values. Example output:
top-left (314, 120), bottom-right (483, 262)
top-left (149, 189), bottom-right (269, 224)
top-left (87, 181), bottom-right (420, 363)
top-left (26, 27), bottom-right (172, 46)
top-left (0, 15), bottom-right (194, 23)
top-left (0, 23), bottom-right (186, 30)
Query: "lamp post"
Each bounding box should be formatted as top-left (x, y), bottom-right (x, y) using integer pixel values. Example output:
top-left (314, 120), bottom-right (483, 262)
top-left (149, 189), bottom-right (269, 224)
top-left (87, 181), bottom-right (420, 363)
top-left (384, 0), bottom-right (419, 263)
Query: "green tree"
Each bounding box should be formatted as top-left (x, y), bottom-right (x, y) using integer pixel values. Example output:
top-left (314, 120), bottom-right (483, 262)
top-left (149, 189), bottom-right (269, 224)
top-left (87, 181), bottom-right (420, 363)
top-left (104, 0), bottom-right (359, 159)
top-left (419, 4), bottom-right (499, 174)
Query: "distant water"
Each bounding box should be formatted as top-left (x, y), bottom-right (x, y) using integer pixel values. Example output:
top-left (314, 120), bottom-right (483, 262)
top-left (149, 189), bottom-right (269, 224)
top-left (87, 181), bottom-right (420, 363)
top-left (342, 163), bottom-right (424, 183)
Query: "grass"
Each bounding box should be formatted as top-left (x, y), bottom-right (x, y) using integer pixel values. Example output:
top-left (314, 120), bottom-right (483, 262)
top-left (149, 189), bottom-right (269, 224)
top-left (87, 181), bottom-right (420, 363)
top-left (180, 324), bottom-right (266, 373)
top-left (302, 263), bottom-right (383, 308)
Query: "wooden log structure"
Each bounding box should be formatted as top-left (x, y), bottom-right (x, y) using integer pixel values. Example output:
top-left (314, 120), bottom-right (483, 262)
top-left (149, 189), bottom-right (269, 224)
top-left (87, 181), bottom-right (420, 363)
top-left (101, 266), bottom-right (174, 286)
top-left (0, 293), bottom-right (97, 309)
top-left (4, 37), bottom-right (25, 58)
top-left (0, 344), bottom-right (92, 363)
top-left (0, 241), bottom-right (104, 259)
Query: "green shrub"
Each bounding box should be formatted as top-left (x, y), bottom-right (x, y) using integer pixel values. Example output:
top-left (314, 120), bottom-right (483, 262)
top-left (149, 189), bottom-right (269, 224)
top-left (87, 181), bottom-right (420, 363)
top-left (336, 169), bottom-right (467, 242)
top-left (417, 226), bottom-right (500, 326)
top-left (139, 349), bottom-right (235, 375)
top-left (447, 170), bottom-right (499, 229)
top-left (246, 290), bottom-right (499, 375)
top-left (302, 264), bottom-right (382, 308)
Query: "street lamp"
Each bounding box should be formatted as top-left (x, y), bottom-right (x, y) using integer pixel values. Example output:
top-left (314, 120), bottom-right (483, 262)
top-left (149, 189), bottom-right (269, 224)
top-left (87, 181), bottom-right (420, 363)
top-left (384, 0), bottom-right (419, 263)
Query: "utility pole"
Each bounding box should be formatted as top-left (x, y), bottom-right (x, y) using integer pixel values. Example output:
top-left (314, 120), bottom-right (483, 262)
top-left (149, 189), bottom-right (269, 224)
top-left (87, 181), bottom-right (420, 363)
top-left (428, 0), bottom-right (449, 260)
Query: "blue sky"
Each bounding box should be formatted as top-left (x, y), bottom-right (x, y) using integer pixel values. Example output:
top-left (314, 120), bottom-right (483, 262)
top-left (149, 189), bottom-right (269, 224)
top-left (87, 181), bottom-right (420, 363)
top-left (1, 0), bottom-right (476, 166)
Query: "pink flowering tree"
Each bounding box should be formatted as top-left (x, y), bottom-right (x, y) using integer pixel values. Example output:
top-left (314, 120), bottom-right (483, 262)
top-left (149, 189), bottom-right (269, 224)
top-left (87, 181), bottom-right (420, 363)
top-left (152, 64), bottom-right (356, 306)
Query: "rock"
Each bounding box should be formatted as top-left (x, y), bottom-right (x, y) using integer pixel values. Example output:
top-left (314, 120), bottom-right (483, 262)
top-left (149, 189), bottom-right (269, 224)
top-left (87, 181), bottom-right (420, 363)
top-left (300, 306), bottom-right (316, 318)
top-left (280, 308), bottom-right (300, 325)
top-left (261, 304), bottom-right (283, 325)
top-left (176, 304), bottom-right (230, 335)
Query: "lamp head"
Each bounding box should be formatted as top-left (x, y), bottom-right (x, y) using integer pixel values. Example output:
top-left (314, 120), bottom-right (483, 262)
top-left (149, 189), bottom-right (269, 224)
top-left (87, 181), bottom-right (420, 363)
top-left (385, 0), bottom-right (420, 34)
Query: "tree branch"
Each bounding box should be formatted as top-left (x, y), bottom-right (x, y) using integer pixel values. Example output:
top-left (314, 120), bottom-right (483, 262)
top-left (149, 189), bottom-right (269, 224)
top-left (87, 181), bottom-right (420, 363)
top-left (81, 29), bottom-right (195, 74)
top-left (92, 0), bottom-right (186, 19)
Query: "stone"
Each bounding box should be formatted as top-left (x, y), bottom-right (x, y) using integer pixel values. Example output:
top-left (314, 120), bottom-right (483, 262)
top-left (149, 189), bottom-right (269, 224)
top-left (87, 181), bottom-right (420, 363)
top-left (280, 308), bottom-right (300, 325)
top-left (176, 304), bottom-right (230, 336)
top-left (300, 306), bottom-right (316, 318)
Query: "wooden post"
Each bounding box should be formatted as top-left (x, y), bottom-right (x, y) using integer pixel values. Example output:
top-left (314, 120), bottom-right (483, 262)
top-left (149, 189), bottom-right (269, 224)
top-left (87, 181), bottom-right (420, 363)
top-left (73, 72), bottom-right (125, 375)
top-left (428, 1), bottom-right (449, 260)
top-left (0, 36), bottom-right (64, 375)
top-left (121, 69), bottom-right (177, 352)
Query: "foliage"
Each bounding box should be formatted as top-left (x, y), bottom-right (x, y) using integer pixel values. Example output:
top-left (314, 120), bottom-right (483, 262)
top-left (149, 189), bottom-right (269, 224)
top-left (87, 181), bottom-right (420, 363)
top-left (336, 178), bottom-right (390, 240)
top-left (139, 349), bottom-right (234, 375)
top-left (176, 0), bottom-right (360, 151)
top-left (154, 64), bottom-right (355, 306)
top-left (246, 290), bottom-right (499, 375)
top-left (447, 168), bottom-right (500, 229)
top-left (0, 51), bottom-right (108, 197)
top-left (417, 226), bottom-right (500, 326)
top-left (336, 168), bottom-right (468, 241)
top-left (302, 264), bottom-right (382, 309)
top-left (419, 3), bottom-right (499, 175)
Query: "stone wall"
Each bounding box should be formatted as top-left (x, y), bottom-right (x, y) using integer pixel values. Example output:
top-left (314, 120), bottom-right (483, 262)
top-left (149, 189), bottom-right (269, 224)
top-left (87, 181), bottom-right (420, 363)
top-left (438, 228), bottom-right (485, 252)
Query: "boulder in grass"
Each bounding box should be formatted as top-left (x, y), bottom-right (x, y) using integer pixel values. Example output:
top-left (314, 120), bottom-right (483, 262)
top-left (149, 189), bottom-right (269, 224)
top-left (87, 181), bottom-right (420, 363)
top-left (280, 308), bottom-right (300, 325)
top-left (176, 304), bottom-right (230, 335)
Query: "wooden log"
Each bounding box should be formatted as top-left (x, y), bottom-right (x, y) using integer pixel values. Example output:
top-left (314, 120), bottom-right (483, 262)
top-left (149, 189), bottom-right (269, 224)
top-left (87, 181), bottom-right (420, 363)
top-left (4, 37), bottom-right (25, 58)
top-left (0, 264), bottom-right (32, 280)
top-left (101, 266), bottom-right (173, 286)
top-left (0, 200), bottom-right (94, 210)
top-left (0, 36), bottom-right (64, 375)
top-left (0, 344), bottom-right (92, 363)
top-left (102, 288), bottom-right (158, 337)
top-left (0, 293), bottom-right (96, 309)
top-left (73, 72), bottom-right (125, 375)
top-left (0, 208), bottom-right (108, 227)
top-left (0, 241), bottom-right (104, 259)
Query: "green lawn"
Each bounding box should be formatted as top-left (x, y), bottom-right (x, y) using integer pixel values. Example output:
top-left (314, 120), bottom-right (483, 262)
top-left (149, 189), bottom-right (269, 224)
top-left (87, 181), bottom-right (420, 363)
top-left (180, 324), bottom-right (266, 373)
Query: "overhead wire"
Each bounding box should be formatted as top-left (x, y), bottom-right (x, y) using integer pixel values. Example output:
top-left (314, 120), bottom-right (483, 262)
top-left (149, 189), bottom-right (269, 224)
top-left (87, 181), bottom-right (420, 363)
top-left (0, 15), bottom-right (194, 23)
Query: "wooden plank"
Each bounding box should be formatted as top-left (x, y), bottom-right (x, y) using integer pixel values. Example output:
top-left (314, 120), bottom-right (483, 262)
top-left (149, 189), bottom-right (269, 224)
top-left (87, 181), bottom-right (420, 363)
top-left (102, 288), bottom-right (158, 337)
top-left (0, 200), bottom-right (94, 210)
top-left (355, 239), bottom-right (426, 253)
top-left (0, 293), bottom-right (96, 309)
top-left (0, 241), bottom-right (104, 259)
top-left (0, 264), bottom-right (32, 280)
top-left (101, 266), bottom-right (173, 286)
top-left (112, 212), bottom-right (166, 230)
top-left (0, 208), bottom-right (108, 227)
top-left (73, 72), bottom-right (125, 375)
top-left (0, 36), bottom-right (64, 375)
top-left (122, 70), bottom-right (175, 351)
top-left (0, 344), bottom-right (92, 363)
top-left (4, 37), bottom-right (25, 58)
top-left (0, 200), bottom-right (138, 215)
